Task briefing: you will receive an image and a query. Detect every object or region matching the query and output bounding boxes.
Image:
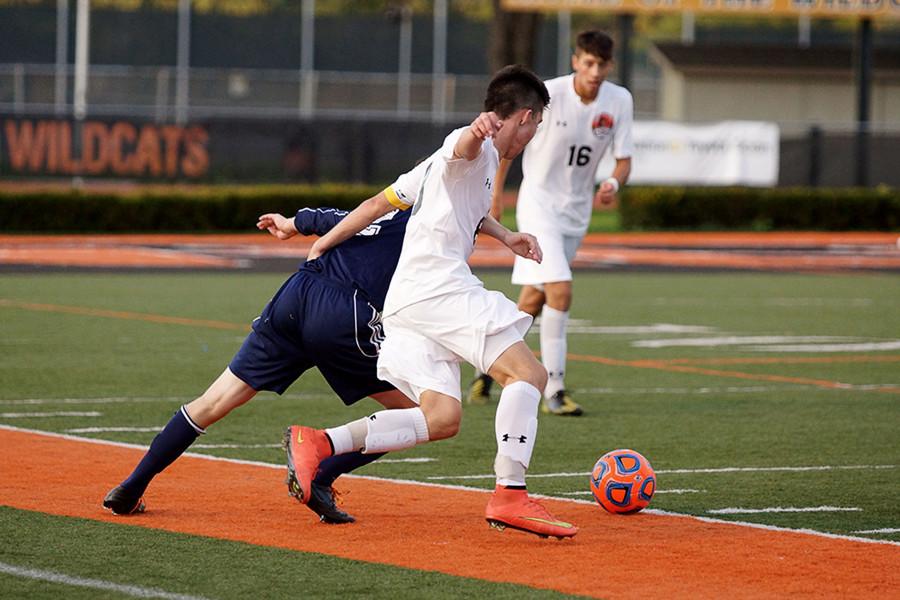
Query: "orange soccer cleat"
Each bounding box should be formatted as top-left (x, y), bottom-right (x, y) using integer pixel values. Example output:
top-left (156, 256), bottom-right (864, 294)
top-left (485, 485), bottom-right (578, 539)
top-left (283, 425), bottom-right (333, 505)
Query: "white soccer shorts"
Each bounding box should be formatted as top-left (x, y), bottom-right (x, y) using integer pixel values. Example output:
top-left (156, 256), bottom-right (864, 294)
top-left (511, 223), bottom-right (583, 286)
top-left (377, 288), bottom-right (532, 402)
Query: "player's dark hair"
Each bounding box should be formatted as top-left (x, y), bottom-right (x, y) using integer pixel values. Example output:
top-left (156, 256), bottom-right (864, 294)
top-left (483, 65), bottom-right (549, 119)
top-left (576, 30), bottom-right (614, 61)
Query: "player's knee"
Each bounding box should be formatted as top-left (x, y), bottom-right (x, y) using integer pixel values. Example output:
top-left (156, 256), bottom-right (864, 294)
top-left (529, 363), bottom-right (549, 392)
top-left (544, 283), bottom-right (572, 311)
top-left (428, 417), bottom-right (460, 441)
top-left (421, 398), bottom-right (462, 441)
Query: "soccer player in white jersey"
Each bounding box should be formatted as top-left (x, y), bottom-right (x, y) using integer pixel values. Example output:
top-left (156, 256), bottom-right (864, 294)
top-left (282, 65), bottom-right (578, 539)
top-left (469, 30), bottom-right (634, 416)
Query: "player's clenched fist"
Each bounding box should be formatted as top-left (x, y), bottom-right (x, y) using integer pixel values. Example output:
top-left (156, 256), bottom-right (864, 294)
top-left (469, 112), bottom-right (502, 140)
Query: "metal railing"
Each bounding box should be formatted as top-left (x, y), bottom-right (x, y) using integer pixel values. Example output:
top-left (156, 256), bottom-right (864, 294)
top-left (0, 63), bottom-right (660, 123)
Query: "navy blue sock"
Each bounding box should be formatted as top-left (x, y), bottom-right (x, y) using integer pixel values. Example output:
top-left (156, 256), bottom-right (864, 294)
top-left (121, 406), bottom-right (204, 494)
top-left (313, 451), bottom-right (386, 487)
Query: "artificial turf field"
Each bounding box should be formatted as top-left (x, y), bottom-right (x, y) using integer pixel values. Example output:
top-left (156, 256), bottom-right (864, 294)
top-left (1, 270), bottom-right (898, 598)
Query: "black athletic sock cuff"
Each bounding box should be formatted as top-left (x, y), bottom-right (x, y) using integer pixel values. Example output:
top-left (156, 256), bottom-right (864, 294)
top-left (180, 406), bottom-right (206, 435)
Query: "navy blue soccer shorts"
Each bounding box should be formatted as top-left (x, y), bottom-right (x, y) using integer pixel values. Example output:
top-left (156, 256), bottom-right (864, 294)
top-left (229, 270), bottom-right (394, 405)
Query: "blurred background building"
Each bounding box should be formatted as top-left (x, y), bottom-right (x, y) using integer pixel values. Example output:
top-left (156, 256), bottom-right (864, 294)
top-left (0, 0), bottom-right (898, 186)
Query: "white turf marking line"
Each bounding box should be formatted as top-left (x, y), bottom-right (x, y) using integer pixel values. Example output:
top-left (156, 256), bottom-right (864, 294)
top-left (425, 464), bottom-right (897, 480)
top-left (192, 443), bottom-right (281, 449)
top-left (565, 323), bottom-right (717, 335)
top-left (0, 396), bottom-right (191, 406)
top-left (0, 393), bottom-right (335, 407)
top-left (0, 411), bottom-right (102, 418)
top-left (643, 508), bottom-right (900, 547)
top-left (0, 561), bottom-right (209, 600)
top-left (751, 341), bottom-right (900, 353)
top-left (2, 424), bottom-right (898, 548)
top-left (633, 335), bottom-right (855, 348)
top-left (708, 506), bottom-right (863, 515)
top-left (852, 528), bottom-right (900, 534)
top-left (577, 385), bottom-right (797, 395)
top-left (66, 427), bottom-right (162, 433)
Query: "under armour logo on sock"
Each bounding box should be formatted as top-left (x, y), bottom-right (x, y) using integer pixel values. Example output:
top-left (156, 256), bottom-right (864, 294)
top-left (501, 433), bottom-right (528, 444)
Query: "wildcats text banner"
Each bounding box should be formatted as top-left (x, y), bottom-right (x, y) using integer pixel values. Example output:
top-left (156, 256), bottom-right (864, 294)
top-left (502, 0), bottom-right (900, 19)
top-left (0, 118), bottom-right (209, 179)
top-left (597, 120), bottom-right (780, 186)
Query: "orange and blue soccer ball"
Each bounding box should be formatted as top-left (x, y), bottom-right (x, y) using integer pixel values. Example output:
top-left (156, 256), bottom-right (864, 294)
top-left (590, 449), bottom-right (656, 514)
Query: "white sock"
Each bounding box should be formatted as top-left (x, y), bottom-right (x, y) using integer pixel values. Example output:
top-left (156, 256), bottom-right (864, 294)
top-left (540, 305), bottom-right (568, 398)
top-left (325, 419), bottom-right (367, 455)
top-left (362, 407), bottom-right (430, 454)
top-left (493, 381), bottom-right (540, 487)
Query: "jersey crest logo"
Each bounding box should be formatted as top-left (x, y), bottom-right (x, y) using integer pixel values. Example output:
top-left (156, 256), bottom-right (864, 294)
top-left (591, 112), bottom-right (614, 138)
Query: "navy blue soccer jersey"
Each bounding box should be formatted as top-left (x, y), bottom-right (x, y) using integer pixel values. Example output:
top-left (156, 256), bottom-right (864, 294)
top-left (294, 207), bottom-right (410, 310)
top-left (228, 204), bottom-right (410, 403)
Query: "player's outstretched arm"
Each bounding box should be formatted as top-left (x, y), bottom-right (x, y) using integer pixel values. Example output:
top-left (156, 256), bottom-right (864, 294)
top-left (479, 215), bottom-right (542, 264)
top-left (307, 191), bottom-right (395, 260)
top-left (257, 213), bottom-right (298, 240)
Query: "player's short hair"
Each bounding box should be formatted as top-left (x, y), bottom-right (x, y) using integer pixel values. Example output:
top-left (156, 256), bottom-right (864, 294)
top-left (483, 65), bottom-right (550, 119)
top-left (576, 30), bottom-right (614, 61)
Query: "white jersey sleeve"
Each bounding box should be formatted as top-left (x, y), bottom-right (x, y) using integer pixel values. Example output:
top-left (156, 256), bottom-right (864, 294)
top-left (385, 157), bottom-right (432, 210)
top-left (612, 87), bottom-right (634, 160)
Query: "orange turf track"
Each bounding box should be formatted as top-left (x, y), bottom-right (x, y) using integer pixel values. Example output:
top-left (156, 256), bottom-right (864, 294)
top-left (2, 232), bottom-right (900, 270)
top-left (2, 427), bottom-right (897, 598)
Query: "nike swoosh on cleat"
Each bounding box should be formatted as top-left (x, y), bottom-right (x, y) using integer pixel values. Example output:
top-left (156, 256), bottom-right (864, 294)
top-left (520, 517), bottom-right (574, 528)
top-left (296, 430), bottom-right (303, 444)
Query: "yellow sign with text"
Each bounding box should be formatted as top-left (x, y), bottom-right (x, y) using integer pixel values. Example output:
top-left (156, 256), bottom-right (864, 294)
top-left (502, 0), bottom-right (900, 18)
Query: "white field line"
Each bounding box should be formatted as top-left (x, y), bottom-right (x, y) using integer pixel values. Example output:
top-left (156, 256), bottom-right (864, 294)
top-left (0, 393), bottom-right (333, 406)
top-left (0, 411), bottom-right (102, 418)
top-left (576, 385), bottom-right (798, 395)
top-left (764, 298), bottom-right (873, 307)
top-left (633, 335), bottom-right (856, 348)
top-left (0, 561), bottom-right (209, 600)
top-left (425, 464), bottom-right (897, 480)
top-left (709, 506), bottom-right (863, 515)
top-left (563, 323), bottom-right (717, 335)
top-left (66, 427), bottom-right (161, 433)
top-left (751, 341), bottom-right (900, 353)
top-left (0, 397), bottom-right (191, 406)
top-left (2, 424), bottom-right (898, 548)
top-left (852, 528), bottom-right (900, 534)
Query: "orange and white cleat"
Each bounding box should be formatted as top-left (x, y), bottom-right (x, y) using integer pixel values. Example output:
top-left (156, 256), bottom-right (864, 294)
top-left (485, 485), bottom-right (578, 539)
top-left (283, 425), bottom-right (332, 505)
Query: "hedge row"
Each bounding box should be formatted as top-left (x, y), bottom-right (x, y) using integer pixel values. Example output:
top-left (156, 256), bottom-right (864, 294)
top-left (619, 186), bottom-right (900, 231)
top-left (0, 184), bottom-right (382, 233)
top-left (1, 185), bottom-right (898, 232)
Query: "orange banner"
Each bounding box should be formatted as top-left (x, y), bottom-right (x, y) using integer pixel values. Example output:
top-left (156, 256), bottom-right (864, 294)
top-left (1, 119), bottom-right (209, 178)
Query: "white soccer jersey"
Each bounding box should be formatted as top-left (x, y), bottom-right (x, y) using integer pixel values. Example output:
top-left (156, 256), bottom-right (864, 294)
top-left (382, 127), bottom-right (498, 317)
top-left (518, 74), bottom-right (634, 235)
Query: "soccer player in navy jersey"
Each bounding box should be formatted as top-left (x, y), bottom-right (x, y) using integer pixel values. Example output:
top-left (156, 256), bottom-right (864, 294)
top-left (103, 204), bottom-right (413, 524)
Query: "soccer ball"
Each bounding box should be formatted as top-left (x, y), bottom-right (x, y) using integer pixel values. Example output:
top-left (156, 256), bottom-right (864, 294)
top-left (590, 449), bottom-right (656, 514)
